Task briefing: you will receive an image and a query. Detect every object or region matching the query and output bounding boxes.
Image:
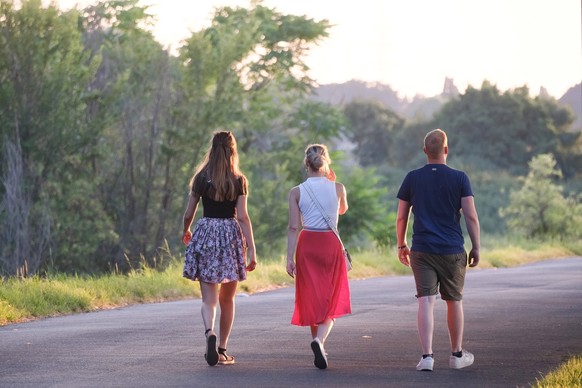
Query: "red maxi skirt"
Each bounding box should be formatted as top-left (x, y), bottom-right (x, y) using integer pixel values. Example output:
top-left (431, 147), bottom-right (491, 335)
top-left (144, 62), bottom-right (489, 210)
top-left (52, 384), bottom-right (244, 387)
top-left (291, 230), bottom-right (352, 326)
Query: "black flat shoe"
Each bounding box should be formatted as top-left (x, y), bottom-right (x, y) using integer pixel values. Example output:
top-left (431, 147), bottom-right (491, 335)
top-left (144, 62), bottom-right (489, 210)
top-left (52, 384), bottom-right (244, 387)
top-left (204, 329), bottom-right (218, 366)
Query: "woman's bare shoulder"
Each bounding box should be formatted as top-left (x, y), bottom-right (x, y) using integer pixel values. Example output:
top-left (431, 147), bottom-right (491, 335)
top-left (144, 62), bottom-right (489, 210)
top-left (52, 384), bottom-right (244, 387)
top-left (289, 185), bottom-right (301, 195)
top-left (334, 182), bottom-right (346, 192)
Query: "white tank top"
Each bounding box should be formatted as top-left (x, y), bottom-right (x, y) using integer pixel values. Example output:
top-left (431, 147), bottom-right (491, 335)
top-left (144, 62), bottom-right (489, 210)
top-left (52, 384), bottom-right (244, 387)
top-left (299, 177), bottom-right (339, 229)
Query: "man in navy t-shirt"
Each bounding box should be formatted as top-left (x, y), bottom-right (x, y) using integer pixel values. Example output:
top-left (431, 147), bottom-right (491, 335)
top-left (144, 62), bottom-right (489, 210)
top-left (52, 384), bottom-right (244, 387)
top-left (396, 129), bottom-right (480, 372)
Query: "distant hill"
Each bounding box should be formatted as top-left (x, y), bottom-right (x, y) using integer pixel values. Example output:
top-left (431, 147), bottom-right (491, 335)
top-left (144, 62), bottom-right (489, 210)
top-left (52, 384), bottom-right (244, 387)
top-left (312, 79), bottom-right (582, 130)
top-left (558, 83), bottom-right (582, 131)
top-left (311, 80), bottom-right (404, 110)
top-left (310, 79), bottom-right (452, 121)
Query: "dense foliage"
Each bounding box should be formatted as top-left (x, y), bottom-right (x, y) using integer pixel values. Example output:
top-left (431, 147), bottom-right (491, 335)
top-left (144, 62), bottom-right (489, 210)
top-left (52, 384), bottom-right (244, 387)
top-left (501, 154), bottom-right (582, 239)
top-left (0, 0), bottom-right (346, 275)
top-left (1, 0), bottom-right (580, 276)
top-left (344, 82), bottom-right (582, 233)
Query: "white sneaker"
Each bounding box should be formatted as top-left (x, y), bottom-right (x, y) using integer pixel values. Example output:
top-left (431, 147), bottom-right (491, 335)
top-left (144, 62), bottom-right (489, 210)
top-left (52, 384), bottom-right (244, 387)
top-left (310, 338), bottom-right (328, 369)
top-left (416, 356), bottom-right (434, 371)
top-left (449, 350), bottom-right (474, 369)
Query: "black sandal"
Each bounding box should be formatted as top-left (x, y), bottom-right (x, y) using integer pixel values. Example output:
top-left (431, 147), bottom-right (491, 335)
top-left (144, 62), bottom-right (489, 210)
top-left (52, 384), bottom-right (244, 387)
top-left (204, 329), bottom-right (218, 366)
top-left (218, 347), bottom-right (235, 365)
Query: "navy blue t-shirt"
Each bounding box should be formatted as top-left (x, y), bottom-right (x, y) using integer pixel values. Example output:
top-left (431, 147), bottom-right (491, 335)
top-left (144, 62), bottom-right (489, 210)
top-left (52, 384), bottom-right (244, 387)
top-left (397, 164), bottom-right (473, 254)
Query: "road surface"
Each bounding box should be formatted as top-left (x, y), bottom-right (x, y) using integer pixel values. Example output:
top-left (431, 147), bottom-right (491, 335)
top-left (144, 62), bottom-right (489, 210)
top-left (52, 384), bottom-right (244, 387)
top-left (1, 257), bottom-right (581, 387)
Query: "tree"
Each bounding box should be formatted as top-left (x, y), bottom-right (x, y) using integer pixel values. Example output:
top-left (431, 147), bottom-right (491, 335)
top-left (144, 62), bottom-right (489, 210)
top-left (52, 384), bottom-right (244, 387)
top-left (343, 100), bottom-right (404, 166)
top-left (3, 0), bottom-right (389, 274)
top-left (80, 0), bottom-right (184, 269)
top-left (176, 2), bottom-right (333, 256)
top-left (431, 82), bottom-right (575, 175)
top-left (500, 154), bottom-right (582, 239)
top-left (386, 82), bottom-right (582, 236)
top-left (337, 166), bottom-right (390, 247)
top-left (0, 139), bottom-right (50, 276)
top-left (178, 2), bottom-right (330, 136)
top-left (0, 0), bottom-right (110, 275)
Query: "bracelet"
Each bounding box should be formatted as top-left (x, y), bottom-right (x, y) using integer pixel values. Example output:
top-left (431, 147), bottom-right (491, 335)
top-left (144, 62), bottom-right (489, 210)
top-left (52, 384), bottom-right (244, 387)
top-left (398, 245), bottom-right (407, 249)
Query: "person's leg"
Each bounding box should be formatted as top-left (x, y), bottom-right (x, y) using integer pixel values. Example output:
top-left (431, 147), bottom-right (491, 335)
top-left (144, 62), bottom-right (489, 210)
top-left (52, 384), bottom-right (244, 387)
top-left (310, 325), bottom-right (317, 340)
top-left (200, 281), bottom-right (218, 331)
top-left (218, 281), bottom-right (238, 350)
top-left (417, 295), bottom-right (436, 355)
top-left (200, 281), bottom-right (219, 365)
top-left (410, 251), bottom-right (438, 358)
top-left (446, 298), bottom-right (474, 368)
top-left (437, 252), bottom-right (468, 353)
top-left (311, 317), bottom-right (334, 370)
top-left (316, 318), bottom-right (335, 343)
top-left (446, 300), bottom-right (464, 353)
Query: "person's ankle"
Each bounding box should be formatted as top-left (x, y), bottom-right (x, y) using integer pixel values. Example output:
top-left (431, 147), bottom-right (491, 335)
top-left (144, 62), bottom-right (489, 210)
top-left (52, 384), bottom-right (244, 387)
top-left (452, 350), bottom-right (462, 358)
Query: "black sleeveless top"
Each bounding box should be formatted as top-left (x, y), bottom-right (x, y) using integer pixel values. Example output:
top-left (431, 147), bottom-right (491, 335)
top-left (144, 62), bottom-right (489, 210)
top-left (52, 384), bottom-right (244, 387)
top-left (192, 173), bottom-right (246, 218)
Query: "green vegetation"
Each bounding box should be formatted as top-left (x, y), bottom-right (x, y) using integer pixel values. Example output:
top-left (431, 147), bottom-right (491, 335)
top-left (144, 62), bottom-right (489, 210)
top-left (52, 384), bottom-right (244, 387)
top-left (501, 154), bottom-right (582, 240)
top-left (479, 235), bottom-right (578, 268)
top-left (1, 0), bottom-right (581, 278)
top-left (0, 260), bottom-right (196, 325)
top-left (531, 354), bottom-right (582, 388)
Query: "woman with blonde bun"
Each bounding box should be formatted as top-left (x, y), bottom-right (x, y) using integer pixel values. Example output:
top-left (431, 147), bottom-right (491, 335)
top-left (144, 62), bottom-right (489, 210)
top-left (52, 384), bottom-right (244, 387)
top-left (286, 143), bottom-right (351, 370)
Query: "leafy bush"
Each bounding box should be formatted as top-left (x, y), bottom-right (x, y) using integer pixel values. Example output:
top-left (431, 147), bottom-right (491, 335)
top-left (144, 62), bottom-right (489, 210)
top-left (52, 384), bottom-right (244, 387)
top-left (501, 154), bottom-right (582, 240)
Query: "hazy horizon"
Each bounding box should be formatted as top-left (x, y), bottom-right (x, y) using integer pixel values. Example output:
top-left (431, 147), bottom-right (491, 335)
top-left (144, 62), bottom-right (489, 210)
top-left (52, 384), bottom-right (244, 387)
top-left (53, 0), bottom-right (582, 99)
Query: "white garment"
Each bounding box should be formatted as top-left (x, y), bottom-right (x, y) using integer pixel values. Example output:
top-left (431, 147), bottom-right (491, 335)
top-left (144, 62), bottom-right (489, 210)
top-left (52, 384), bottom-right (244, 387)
top-left (299, 177), bottom-right (339, 230)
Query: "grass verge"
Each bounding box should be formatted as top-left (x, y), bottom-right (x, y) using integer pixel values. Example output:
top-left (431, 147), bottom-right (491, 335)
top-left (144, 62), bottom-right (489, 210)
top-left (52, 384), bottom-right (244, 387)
top-left (0, 260), bottom-right (196, 325)
top-left (531, 354), bottom-right (582, 387)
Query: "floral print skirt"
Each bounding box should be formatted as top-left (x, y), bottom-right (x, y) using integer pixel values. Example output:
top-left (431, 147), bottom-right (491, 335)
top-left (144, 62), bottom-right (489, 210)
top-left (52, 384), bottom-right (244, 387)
top-left (183, 217), bottom-right (247, 283)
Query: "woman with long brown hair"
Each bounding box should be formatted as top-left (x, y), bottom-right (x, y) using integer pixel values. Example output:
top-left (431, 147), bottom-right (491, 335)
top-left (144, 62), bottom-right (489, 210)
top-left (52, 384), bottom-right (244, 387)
top-left (182, 131), bottom-right (257, 366)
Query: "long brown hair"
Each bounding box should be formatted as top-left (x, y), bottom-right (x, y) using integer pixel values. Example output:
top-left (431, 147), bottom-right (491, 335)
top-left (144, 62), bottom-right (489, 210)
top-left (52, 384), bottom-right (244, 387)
top-left (190, 131), bottom-right (247, 201)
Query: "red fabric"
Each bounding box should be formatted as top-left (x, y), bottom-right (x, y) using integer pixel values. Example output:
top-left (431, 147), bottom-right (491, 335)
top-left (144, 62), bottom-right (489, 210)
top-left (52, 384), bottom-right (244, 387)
top-left (291, 230), bottom-right (351, 326)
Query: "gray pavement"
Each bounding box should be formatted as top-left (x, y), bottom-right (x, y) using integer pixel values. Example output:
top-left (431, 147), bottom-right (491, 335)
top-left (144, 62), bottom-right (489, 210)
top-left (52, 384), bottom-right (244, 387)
top-left (1, 257), bottom-right (581, 387)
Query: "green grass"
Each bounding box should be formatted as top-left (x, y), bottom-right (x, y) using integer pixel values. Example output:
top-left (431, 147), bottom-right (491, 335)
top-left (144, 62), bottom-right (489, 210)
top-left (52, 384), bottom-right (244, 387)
top-left (480, 236), bottom-right (575, 268)
top-left (531, 354), bottom-right (582, 387)
top-left (0, 260), bottom-right (197, 325)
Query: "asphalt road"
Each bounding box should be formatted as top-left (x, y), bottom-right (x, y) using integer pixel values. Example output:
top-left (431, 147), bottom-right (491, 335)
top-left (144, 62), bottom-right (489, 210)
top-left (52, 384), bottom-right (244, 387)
top-left (1, 257), bottom-right (581, 387)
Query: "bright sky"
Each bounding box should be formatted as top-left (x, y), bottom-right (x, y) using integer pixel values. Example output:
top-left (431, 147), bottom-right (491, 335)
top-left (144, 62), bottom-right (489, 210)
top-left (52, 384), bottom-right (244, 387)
top-left (57, 0), bottom-right (581, 99)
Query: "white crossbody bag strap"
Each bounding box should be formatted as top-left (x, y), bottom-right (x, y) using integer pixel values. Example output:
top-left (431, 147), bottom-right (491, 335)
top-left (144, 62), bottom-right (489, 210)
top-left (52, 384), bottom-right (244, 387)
top-left (301, 182), bottom-right (345, 249)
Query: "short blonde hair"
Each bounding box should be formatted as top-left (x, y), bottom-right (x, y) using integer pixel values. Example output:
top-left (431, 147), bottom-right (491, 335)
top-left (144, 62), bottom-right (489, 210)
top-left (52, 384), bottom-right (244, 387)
top-left (424, 129), bottom-right (447, 159)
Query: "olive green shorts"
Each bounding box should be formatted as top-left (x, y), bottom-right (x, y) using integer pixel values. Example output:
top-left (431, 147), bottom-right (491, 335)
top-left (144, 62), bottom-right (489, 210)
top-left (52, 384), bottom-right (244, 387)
top-left (410, 251), bottom-right (467, 301)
